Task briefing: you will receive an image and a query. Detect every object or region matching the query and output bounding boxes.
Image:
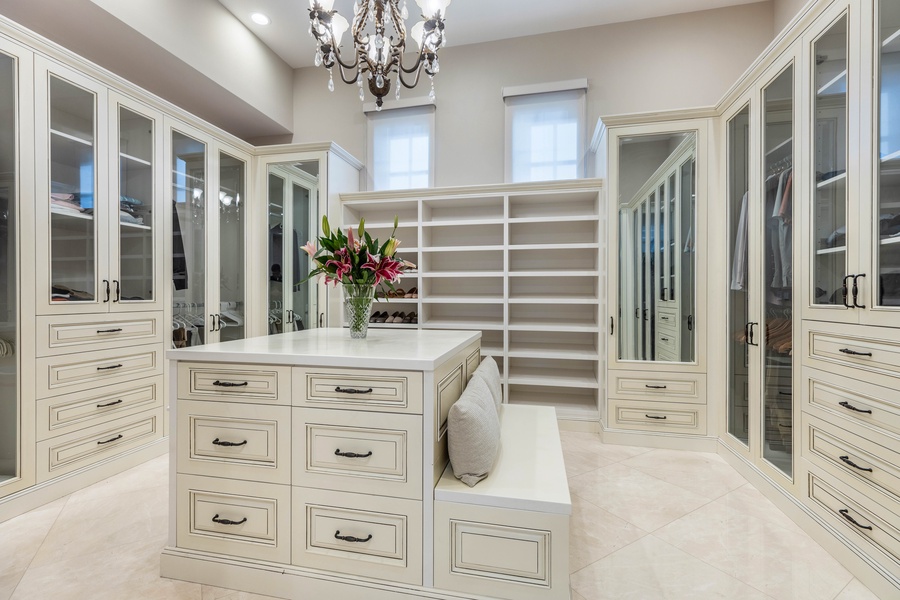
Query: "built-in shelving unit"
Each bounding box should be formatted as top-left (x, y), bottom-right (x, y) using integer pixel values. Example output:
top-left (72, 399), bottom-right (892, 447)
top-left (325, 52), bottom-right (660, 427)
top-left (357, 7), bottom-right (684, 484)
top-left (341, 180), bottom-right (604, 422)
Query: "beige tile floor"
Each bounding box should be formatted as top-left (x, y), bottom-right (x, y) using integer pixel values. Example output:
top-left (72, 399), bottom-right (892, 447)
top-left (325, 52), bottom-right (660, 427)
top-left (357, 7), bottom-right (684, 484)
top-left (0, 432), bottom-right (885, 599)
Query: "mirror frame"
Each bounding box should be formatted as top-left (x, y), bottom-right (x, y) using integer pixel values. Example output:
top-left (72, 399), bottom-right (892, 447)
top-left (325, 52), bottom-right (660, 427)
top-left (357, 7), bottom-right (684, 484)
top-left (606, 119), bottom-right (710, 372)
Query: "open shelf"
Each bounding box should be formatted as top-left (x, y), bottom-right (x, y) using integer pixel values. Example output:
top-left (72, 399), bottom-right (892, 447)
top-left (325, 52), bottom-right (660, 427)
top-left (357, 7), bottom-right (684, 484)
top-left (422, 196), bottom-right (504, 222)
top-left (508, 270), bottom-right (600, 278)
top-left (506, 360), bottom-right (599, 389)
top-left (765, 136), bottom-right (793, 157)
top-left (120, 152), bottom-right (152, 166)
top-left (120, 220), bottom-right (151, 230)
top-left (421, 218), bottom-right (505, 227)
top-left (508, 243), bottom-right (600, 252)
top-left (508, 191), bottom-right (598, 219)
top-left (422, 318), bottom-right (505, 331)
top-left (508, 296), bottom-right (597, 305)
top-left (507, 385), bottom-right (599, 421)
top-left (509, 219), bottom-right (598, 245)
top-left (817, 70), bottom-right (847, 97)
top-left (881, 235), bottom-right (900, 246)
top-left (423, 296), bottom-right (505, 304)
top-left (816, 245), bottom-right (846, 255)
top-left (816, 172), bottom-right (846, 189)
top-left (421, 271), bottom-right (505, 278)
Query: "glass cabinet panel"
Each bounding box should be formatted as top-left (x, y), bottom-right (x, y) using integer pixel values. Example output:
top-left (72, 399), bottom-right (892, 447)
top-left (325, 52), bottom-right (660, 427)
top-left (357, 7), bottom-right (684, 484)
top-left (727, 105), bottom-right (751, 447)
top-left (117, 107), bottom-right (154, 303)
top-left (0, 51), bottom-right (17, 485)
top-left (172, 132), bottom-right (206, 347)
top-left (812, 16), bottom-right (849, 307)
top-left (49, 75), bottom-right (97, 304)
top-left (877, 0), bottom-right (900, 307)
top-left (762, 66), bottom-right (794, 478)
top-left (267, 172), bottom-right (287, 335)
top-left (679, 156), bottom-right (696, 360)
top-left (218, 152), bottom-right (246, 342)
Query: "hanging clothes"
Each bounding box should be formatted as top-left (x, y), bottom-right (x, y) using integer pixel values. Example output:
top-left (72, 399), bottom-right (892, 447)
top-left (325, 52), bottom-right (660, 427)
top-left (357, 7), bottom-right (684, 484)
top-left (730, 191), bottom-right (749, 291)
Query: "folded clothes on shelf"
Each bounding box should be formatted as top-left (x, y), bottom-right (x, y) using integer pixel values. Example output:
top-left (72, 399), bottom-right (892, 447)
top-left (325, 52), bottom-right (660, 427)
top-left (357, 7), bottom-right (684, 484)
top-left (119, 210), bottom-right (144, 225)
top-left (51, 284), bottom-right (93, 301)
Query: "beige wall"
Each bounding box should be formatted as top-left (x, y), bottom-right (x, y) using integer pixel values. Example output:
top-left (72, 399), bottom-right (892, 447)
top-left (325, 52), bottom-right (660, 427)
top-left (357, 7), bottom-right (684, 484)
top-left (774, 0), bottom-right (812, 34)
top-left (292, 2), bottom-right (775, 188)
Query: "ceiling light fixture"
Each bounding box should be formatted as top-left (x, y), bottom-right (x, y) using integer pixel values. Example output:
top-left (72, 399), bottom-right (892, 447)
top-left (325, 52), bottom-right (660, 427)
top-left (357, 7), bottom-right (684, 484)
top-left (308, 0), bottom-right (450, 110)
top-left (251, 12), bottom-right (271, 25)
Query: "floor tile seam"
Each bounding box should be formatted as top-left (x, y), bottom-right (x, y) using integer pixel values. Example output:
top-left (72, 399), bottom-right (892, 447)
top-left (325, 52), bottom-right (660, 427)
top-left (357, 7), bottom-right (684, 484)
top-left (12, 494), bottom-right (73, 599)
top-left (624, 463), bottom-right (747, 502)
top-left (25, 528), bottom-right (169, 573)
top-left (568, 534), bottom-right (649, 581)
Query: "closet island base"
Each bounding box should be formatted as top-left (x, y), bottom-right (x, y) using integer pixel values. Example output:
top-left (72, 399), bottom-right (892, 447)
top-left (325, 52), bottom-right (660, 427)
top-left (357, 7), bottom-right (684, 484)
top-left (161, 329), bottom-right (571, 600)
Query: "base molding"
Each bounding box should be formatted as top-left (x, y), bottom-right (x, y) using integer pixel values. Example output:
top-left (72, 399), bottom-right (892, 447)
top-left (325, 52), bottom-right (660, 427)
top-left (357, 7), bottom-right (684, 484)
top-left (717, 441), bottom-right (900, 600)
top-left (0, 438), bottom-right (167, 524)
top-left (558, 418), bottom-right (601, 433)
top-left (160, 547), bottom-right (518, 600)
top-left (600, 426), bottom-right (718, 452)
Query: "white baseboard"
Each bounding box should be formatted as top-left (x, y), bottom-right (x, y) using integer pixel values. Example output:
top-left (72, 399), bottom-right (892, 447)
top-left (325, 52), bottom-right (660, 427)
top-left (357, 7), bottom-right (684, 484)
top-left (600, 426), bottom-right (719, 452)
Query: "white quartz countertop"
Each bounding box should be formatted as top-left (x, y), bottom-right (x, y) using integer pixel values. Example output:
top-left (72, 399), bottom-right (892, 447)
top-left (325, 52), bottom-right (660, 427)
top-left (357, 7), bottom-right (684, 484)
top-left (167, 328), bottom-right (481, 371)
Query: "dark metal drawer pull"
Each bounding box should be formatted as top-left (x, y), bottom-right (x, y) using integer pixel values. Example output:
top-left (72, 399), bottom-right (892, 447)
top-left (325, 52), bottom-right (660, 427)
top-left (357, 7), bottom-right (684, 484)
top-left (838, 401), bottom-right (872, 414)
top-left (645, 385), bottom-right (668, 390)
top-left (97, 434), bottom-right (123, 445)
top-left (645, 414), bottom-right (667, 420)
top-left (212, 438), bottom-right (247, 448)
top-left (839, 348), bottom-right (873, 357)
top-left (212, 514), bottom-right (247, 526)
top-left (660, 337), bottom-right (670, 342)
top-left (96, 328), bottom-right (124, 334)
top-left (212, 380), bottom-right (249, 387)
top-left (839, 456), bottom-right (873, 473)
top-left (838, 509), bottom-right (872, 531)
top-left (334, 449), bottom-right (373, 458)
top-left (97, 364), bottom-right (123, 371)
top-left (334, 530), bottom-right (372, 543)
top-left (778, 391), bottom-right (792, 396)
top-left (335, 386), bottom-right (373, 394)
top-left (96, 399), bottom-right (124, 408)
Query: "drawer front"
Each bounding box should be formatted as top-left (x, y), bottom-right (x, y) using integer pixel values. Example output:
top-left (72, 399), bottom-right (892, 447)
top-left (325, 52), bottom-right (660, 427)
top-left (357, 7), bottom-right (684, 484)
top-left (804, 367), bottom-right (900, 439)
top-left (177, 400), bottom-right (291, 484)
top-left (656, 331), bottom-right (679, 355)
top-left (294, 408), bottom-right (422, 500)
top-left (36, 346), bottom-right (162, 398)
top-left (178, 363), bottom-right (291, 405)
top-left (802, 414), bottom-right (900, 508)
top-left (608, 399), bottom-right (707, 435)
top-left (292, 487), bottom-right (422, 585)
top-left (806, 472), bottom-right (900, 571)
top-left (610, 370), bottom-right (706, 404)
top-left (37, 407), bottom-right (163, 482)
top-left (804, 321), bottom-right (900, 383)
top-left (465, 348), bottom-right (481, 382)
top-left (437, 364), bottom-right (465, 441)
top-left (294, 367), bottom-right (423, 414)
top-left (176, 474), bottom-right (290, 563)
top-left (36, 313), bottom-right (163, 357)
top-left (656, 307), bottom-right (679, 332)
top-left (36, 376), bottom-right (163, 440)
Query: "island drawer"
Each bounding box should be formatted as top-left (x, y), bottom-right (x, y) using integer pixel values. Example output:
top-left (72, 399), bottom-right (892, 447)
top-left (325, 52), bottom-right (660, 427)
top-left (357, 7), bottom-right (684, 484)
top-left (178, 363), bottom-right (291, 405)
top-left (177, 400), bottom-right (291, 484)
top-left (292, 487), bottom-right (422, 585)
top-left (294, 367), bottom-right (423, 414)
top-left (176, 474), bottom-right (291, 563)
top-left (293, 408), bottom-right (422, 500)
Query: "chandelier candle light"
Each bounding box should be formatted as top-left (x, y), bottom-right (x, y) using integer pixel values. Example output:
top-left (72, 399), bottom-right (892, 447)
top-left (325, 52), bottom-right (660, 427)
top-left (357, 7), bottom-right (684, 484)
top-left (308, 0), bottom-right (450, 109)
top-left (302, 215), bottom-right (416, 338)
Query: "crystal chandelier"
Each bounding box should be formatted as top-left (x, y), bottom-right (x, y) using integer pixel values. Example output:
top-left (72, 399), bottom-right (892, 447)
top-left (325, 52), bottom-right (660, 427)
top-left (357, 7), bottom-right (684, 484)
top-left (308, 0), bottom-right (450, 109)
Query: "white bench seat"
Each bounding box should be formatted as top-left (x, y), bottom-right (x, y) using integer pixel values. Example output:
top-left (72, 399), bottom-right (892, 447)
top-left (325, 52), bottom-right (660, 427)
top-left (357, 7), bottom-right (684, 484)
top-left (434, 404), bottom-right (571, 600)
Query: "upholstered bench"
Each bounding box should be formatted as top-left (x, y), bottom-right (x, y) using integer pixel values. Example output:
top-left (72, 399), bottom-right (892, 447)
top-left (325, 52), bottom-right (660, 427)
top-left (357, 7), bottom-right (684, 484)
top-left (434, 404), bottom-right (571, 600)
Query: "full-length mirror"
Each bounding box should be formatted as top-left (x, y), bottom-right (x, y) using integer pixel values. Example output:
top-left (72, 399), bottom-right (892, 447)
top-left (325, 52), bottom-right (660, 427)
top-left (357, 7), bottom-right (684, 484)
top-left (267, 161), bottom-right (319, 334)
top-left (617, 132), bottom-right (697, 362)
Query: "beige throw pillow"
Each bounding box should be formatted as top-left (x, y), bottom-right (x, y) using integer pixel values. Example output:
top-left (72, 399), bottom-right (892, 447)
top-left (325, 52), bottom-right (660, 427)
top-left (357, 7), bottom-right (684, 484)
top-left (448, 375), bottom-right (501, 487)
top-left (471, 355), bottom-right (502, 413)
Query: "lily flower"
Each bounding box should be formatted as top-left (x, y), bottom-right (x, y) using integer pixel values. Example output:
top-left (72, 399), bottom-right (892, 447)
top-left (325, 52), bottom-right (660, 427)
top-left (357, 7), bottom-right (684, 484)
top-left (383, 237), bottom-right (400, 257)
top-left (301, 241), bottom-right (317, 257)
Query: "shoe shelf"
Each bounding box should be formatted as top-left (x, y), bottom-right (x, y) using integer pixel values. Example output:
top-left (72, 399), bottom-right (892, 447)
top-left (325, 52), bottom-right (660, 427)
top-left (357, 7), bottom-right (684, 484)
top-left (340, 179), bottom-right (605, 422)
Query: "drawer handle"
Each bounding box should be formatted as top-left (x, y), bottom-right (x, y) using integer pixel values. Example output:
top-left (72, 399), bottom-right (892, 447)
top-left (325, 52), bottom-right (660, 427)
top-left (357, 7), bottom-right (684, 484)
top-left (335, 386), bottom-right (374, 394)
top-left (839, 455), bottom-right (873, 473)
top-left (96, 328), bottom-right (124, 334)
top-left (838, 508), bottom-right (873, 531)
top-left (778, 391), bottom-right (792, 396)
top-left (661, 337), bottom-right (670, 342)
top-left (212, 514), bottom-right (247, 526)
top-left (96, 399), bottom-right (124, 408)
top-left (645, 385), bottom-right (668, 390)
top-left (838, 401), bottom-right (872, 415)
top-left (839, 348), bottom-right (873, 357)
top-left (97, 364), bottom-right (123, 371)
top-left (778, 423), bottom-right (792, 428)
top-left (212, 438), bottom-right (248, 448)
top-left (334, 449), bottom-right (373, 459)
top-left (97, 434), bottom-right (123, 445)
top-left (334, 530), bottom-right (372, 543)
top-left (645, 414), bottom-right (667, 420)
top-left (212, 380), bottom-right (249, 387)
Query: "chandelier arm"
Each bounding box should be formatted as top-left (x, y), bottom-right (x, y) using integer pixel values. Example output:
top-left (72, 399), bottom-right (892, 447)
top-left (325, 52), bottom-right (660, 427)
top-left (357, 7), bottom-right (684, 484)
top-left (332, 48), bottom-right (361, 72)
top-left (398, 63), bottom-right (425, 89)
top-left (333, 60), bottom-right (361, 85)
top-left (398, 49), bottom-right (427, 75)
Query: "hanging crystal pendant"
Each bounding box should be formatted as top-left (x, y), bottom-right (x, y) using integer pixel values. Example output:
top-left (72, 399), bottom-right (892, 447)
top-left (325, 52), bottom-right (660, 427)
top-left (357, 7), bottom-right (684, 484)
top-left (401, 0), bottom-right (408, 19)
top-left (428, 75), bottom-right (436, 102)
top-left (328, 70), bottom-right (335, 92)
top-left (376, 73), bottom-right (384, 88)
top-left (314, 50), bottom-right (323, 67)
top-left (432, 58), bottom-right (440, 73)
top-left (353, 1), bottom-right (359, 15)
top-left (395, 75), bottom-right (401, 100)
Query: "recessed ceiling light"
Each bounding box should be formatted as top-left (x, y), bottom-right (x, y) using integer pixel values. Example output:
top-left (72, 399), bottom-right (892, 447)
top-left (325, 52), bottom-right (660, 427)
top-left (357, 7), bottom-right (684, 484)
top-left (251, 12), bottom-right (271, 25)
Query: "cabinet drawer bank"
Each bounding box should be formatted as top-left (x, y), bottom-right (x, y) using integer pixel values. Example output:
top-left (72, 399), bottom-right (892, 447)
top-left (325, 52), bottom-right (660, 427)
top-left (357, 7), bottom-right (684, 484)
top-left (163, 329), bottom-right (578, 600)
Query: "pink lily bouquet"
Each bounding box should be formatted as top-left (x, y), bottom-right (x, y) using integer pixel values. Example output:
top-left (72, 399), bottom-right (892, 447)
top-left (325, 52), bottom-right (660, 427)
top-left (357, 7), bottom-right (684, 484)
top-left (301, 215), bottom-right (416, 293)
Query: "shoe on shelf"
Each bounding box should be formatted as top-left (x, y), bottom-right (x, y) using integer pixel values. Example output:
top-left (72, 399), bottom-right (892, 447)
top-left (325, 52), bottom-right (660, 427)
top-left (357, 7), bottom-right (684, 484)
top-left (390, 288), bottom-right (406, 298)
top-left (410, 311), bottom-right (418, 324)
top-left (375, 311), bottom-right (389, 323)
top-left (393, 312), bottom-right (406, 323)
top-left (404, 287), bottom-right (418, 298)
top-left (369, 311), bottom-right (380, 323)
top-left (402, 312), bottom-right (414, 324)
top-left (388, 311), bottom-right (401, 323)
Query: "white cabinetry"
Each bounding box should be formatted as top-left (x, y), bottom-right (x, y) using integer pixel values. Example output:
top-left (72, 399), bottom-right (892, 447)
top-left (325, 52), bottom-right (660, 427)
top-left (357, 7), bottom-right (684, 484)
top-left (341, 181), bottom-right (604, 423)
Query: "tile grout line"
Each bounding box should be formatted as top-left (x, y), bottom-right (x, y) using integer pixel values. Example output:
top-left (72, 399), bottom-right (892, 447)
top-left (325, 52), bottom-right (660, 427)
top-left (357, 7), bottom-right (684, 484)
top-left (8, 493), bottom-right (72, 600)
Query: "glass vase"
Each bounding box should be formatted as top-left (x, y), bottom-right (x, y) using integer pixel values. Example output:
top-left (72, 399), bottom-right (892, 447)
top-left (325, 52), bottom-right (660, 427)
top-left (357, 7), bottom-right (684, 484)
top-left (343, 284), bottom-right (375, 339)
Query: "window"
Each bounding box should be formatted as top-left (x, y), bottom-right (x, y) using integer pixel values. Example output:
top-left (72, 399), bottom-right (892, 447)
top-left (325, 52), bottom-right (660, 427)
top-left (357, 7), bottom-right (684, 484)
top-left (367, 104), bottom-right (434, 191)
top-left (505, 84), bottom-right (587, 183)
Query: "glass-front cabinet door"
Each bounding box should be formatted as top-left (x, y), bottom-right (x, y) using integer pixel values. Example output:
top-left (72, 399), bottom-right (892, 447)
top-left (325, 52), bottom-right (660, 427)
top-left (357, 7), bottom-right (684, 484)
top-left (870, 0), bottom-right (900, 322)
top-left (109, 94), bottom-right (163, 312)
top-left (214, 151), bottom-right (247, 343)
top-left (36, 60), bottom-right (107, 314)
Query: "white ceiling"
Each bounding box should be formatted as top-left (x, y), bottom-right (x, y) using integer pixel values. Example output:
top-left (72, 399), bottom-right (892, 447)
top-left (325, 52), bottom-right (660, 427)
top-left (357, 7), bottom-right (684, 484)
top-left (218, 0), bottom-right (767, 69)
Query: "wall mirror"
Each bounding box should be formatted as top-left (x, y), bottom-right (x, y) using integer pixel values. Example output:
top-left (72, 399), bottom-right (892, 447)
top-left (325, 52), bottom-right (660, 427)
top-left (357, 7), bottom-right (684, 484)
top-left (267, 160), bottom-right (320, 335)
top-left (617, 131), bottom-right (697, 362)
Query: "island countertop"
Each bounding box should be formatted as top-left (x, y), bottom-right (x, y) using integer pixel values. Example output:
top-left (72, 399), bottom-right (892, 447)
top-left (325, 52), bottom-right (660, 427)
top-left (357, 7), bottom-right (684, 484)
top-left (167, 328), bottom-right (482, 371)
